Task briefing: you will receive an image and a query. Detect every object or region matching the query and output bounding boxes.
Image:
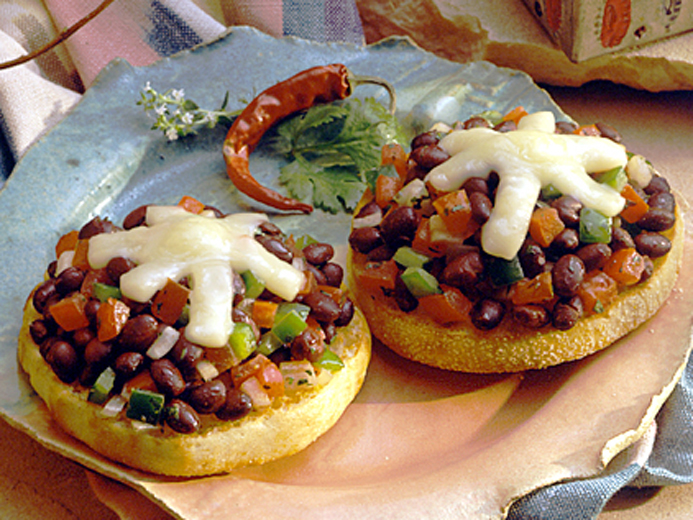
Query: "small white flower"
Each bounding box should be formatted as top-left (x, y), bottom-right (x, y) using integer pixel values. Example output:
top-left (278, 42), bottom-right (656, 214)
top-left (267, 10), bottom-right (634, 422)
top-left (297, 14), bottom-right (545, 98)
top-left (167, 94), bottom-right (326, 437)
top-left (144, 81), bottom-right (152, 92)
top-left (171, 89), bottom-right (185, 102)
top-left (181, 112), bottom-right (194, 125)
top-left (155, 104), bottom-right (167, 116)
top-left (165, 128), bottom-right (179, 141)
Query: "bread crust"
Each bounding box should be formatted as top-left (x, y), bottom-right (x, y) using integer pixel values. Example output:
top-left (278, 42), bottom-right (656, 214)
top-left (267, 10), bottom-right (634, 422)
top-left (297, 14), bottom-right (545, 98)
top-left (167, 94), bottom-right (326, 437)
top-left (347, 197), bottom-right (684, 373)
top-left (18, 297), bottom-right (371, 476)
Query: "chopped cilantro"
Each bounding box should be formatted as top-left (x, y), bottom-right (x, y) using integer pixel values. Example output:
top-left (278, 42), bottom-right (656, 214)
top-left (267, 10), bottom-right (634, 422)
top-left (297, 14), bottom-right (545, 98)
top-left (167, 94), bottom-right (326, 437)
top-left (270, 98), bottom-right (406, 213)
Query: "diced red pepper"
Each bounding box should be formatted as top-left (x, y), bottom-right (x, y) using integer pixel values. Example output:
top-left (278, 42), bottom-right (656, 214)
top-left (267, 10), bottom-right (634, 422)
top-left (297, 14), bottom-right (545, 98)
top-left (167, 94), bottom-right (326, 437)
top-left (80, 268), bottom-right (113, 299)
top-left (577, 271), bottom-right (618, 315)
top-left (509, 271), bottom-right (554, 305)
top-left (96, 297), bottom-right (131, 341)
top-left (502, 106), bottom-right (528, 125)
top-left (432, 189), bottom-right (472, 235)
top-left (381, 143), bottom-right (408, 179)
top-left (529, 207), bottom-right (565, 247)
top-left (411, 218), bottom-right (446, 258)
top-left (49, 293), bottom-right (90, 331)
top-left (252, 300), bottom-right (279, 329)
top-left (151, 278), bottom-right (190, 325)
top-left (375, 175), bottom-right (403, 208)
top-left (72, 239), bottom-right (90, 270)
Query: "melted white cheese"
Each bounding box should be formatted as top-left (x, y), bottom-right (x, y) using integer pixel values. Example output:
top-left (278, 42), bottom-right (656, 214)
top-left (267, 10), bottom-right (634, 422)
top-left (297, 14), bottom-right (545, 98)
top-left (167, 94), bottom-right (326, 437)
top-left (88, 207), bottom-right (306, 348)
top-left (425, 111), bottom-right (627, 260)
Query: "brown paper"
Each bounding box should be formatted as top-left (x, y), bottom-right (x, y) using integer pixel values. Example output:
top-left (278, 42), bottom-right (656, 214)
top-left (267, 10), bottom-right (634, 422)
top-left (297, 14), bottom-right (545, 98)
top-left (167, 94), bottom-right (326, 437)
top-left (356, 0), bottom-right (693, 91)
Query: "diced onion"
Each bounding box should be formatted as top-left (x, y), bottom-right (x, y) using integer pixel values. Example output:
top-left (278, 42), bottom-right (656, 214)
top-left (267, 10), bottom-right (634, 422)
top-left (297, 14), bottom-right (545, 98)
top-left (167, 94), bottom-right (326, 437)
top-left (626, 154), bottom-right (654, 189)
top-left (240, 377), bottom-right (272, 409)
top-left (352, 208), bottom-right (383, 229)
top-left (315, 367), bottom-right (333, 387)
top-left (100, 394), bottom-right (127, 417)
top-left (394, 179), bottom-right (427, 207)
top-left (130, 420), bottom-right (158, 431)
top-left (146, 326), bottom-right (180, 359)
top-left (280, 360), bottom-right (318, 393)
top-left (196, 359), bottom-right (219, 382)
top-left (56, 250), bottom-right (75, 275)
top-left (292, 256), bottom-right (307, 272)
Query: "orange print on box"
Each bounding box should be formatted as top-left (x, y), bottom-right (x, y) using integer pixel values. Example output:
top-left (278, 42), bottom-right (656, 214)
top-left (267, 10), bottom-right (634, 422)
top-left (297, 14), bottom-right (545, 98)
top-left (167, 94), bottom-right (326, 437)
top-left (601, 0), bottom-right (631, 47)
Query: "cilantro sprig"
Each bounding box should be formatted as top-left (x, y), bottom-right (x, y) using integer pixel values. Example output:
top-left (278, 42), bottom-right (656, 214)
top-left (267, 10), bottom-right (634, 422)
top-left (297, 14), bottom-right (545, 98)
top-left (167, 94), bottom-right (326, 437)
top-left (271, 98), bottom-right (406, 213)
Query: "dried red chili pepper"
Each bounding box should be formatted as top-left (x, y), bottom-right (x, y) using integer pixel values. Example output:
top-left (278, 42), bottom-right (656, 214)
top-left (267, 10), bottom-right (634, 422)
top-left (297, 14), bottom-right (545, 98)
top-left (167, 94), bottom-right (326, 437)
top-left (223, 63), bottom-right (395, 214)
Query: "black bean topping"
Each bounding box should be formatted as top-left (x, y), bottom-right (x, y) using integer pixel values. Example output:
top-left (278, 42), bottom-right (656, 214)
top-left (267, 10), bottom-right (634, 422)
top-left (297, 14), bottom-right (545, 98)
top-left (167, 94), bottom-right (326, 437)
top-left (551, 195), bottom-right (583, 228)
top-left (30, 319), bottom-right (52, 345)
top-left (513, 304), bottom-right (550, 329)
top-left (469, 191), bottom-right (492, 224)
top-left (216, 388), bottom-right (252, 422)
top-left (188, 380), bottom-right (227, 414)
top-left (441, 251), bottom-right (484, 294)
top-left (106, 257), bottom-right (136, 283)
top-left (55, 267), bottom-right (85, 296)
top-left (380, 206), bottom-right (420, 249)
top-left (410, 144), bottom-right (450, 170)
top-left (462, 177), bottom-right (489, 196)
top-left (78, 216), bottom-right (117, 239)
top-left (552, 297), bottom-right (583, 331)
top-left (165, 399), bottom-right (201, 434)
top-left (552, 255), bottom-right (585, 298)
top-left (321, 262), bottom-right (344, 287)
top-left (647, 192), bottom-right (675, 213)
top-left (33, 279), bottom-right (58, 314)
top-left (291, 327), bottom-right (326, 362)
top-left (118, 314), bottom-right (159, 353)
top-left (302, 291), bottom-right (342, 323)
top-left (637, 208), bottom-right (675, 232)
top-left (303, 242), bottom-right (334, 265)
top-left (411, 130), bottom-right (441, 149)
top-left (114, 351), bottom-right (145, 378)
top-left (150, 359), bottom-right (186, 397)
top-left (595, 122), bottom-right (622, 143)
top-left (348, 227), bottom-right (383, 254)
top-left (470, 299), bottom-right (505, 330)
top-left (462, 116), bottom-right (491, 129)
top-left (258, 220), bottom-right (282, 236)
top-left (334, 298), bottom-right (355, 327)
top-left (634, 232), bottom-right (671, 258)
top-left (555, 121), bottom-right (579, 134)
top-left (610, 226), bottom-right (635, 252)
top-left (644, 176), bottom-right (671, 195)
top-left (46, 340), bottom-right (80, 383)
top-left (170, 335), bottom-right (204, 377)
top-left (123, 205), bottom-right (149, 229)
top-left (577, 243), bottom-right (612, 272)
top-left (519, 240), bottom-right (547, 279)
top-left (255, 235), bottom-right (293, 263)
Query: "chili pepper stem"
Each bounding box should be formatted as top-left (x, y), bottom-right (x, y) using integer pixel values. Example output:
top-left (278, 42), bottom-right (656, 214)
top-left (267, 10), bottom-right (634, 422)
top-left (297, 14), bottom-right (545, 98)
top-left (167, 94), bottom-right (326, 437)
top-left (347, 73), bottom-right (397, 115)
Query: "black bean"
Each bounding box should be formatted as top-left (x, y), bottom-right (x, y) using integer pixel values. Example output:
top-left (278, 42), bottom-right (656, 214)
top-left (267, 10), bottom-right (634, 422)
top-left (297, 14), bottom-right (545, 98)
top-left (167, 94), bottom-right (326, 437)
top-left (639, 256), bottom-right (655, 283)
top-left (302, 291), bottom-right (341, 323)
top-left (106, 257), bottom-right (136, 283)
top-left (169, 335), bottom-right (204, 376)
top-left (322, 322), bottom-right (337, 343)
top-left (551, 195), bottom-right (583, 228)
top-left (550, 228), bottom-right (579, 253)
top-left (441, 251), bottom-right (484, 294)
top-left (577, 243), bottom-right (612, 272)
top-left (470, 299), bottom-right (505, 330)
top-left (355, 200), bottom-right (381, 220)
top-left (83, 337), bottom-right (112, 368)
top-left (380, 206), bottom-right (420, 248)
top-left (493, 120), bottom-right (517, 133)
top-left (409, 144), bottom-right (450, 170)
top-left (114, 351), bottom-right (145, 378)
top-left (552, 297), bottom-right (583, 331)
top-left (637, 208), bottom-right (675, 232)
top-left (647, 192), bottom-right (675, 213)
top-left (610, 226), bottom-right (635, 252)
top-left (188, 380), bottom-right (227, 414)
top-left (84, 298), bottom-right (101, 326)
top-left (150, 359), bottom-right (186, 397)
top-left (462, 116), bottom-right (491, 129)
top-left (78, 216), bottom-right (116, 239)
top-left (644, 176), bottom-right (671, 195)
top-left (259, 220), bottom-right (282, 236)
top-left (306, 264), bottom-right (328, 286)
top-left (411, 130), bottom-right (441, 149)
top-left (552, 255), bottom-right (585, 297)
top-left (513, 304), bottom-right (550, 329)
top-left (348, 227), bottom-right (383, 254)
top-left (46, 340), bottom-right (80, 383)
top-left (165, 399), bottom-right (201, 434)
top-left (634, 232), bottom-right (671, 258)
top-left (303, 242), bottom-right (334, 265)
top-left (469, 191), bottom-right (492, 224)
top-left (595, 122), bottom-right (622, 143)
top-left (47, 261), bottom-right (57, 279)
top-left (216, 388), bottom-right (253, 421)
top-left (367, 244), bottom-right (395, 262)
top-left (55, 267), bottom-right (85, 296)
top-left (255, 235), bottom-right (293, 263)
top-left (321, 262), bottom-right (344, 287)
top-left (71, 327), bottom-right (94, 351)
top-left (123, 205), bottom-right (149, 229)
top-left (291, 327), bottom-right (325, 362)
top-left (462, 177), bottom-right (489, 196)
top-left (118, 314), bottom-right (159, 352)
top-left (519, 240), bottom-right (547, 279)
top-left (555, 121), bottom-right (579, 134)
top-left (334, 298), bottom-right (355, 327)
top-left (394, 274), bottom-right (419, 312)
top-left (29, 320), bottom-right (52, 345)
top-left (32, 279), bottom-right (57, 314)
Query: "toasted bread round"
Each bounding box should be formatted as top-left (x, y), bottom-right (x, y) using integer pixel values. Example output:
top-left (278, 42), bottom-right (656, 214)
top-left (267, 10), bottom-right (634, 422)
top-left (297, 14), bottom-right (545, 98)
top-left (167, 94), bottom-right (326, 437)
top-left (18, 298), bottom-right (370, 476)
top-left (347, 195), bottom-right (683, 374)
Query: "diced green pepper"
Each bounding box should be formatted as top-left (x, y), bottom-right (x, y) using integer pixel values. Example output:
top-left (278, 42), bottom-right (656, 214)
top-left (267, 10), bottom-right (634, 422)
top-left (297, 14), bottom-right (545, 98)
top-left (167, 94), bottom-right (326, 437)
top-left (541, 184), bottom-right (562, 200)
top-left (93, 282), bottom-right (121, 302)
top-left (272, 308), bottom-right (308, 343)
top-left (126, 389), bottom-right (165, 424)
top-left (486, 255), bottom-right (525, 287)
top-left (88, 367), bottom-right (116, 405)
top-left (579, 208), bottom-right (612, 244)
top-left (314, 349), bottom-right (344, 372)
top-left (295, 234), bottom-right (317, 250)
top-left (275, 302), bottom-right (311, 322)
top-left (176, 303), bottom-right (190, 326)
top-left (401, 267), bottom-right (441, 298)
top-left (241, 270), bottom-right (266, 299)
top-left (257, 330), bottom-right (284, 356)
top-left (393, 246), bottom-right (431, 269)
top-left (228, 322), bottom-right (257, 360)
top-left (477, 109), bottom-right (503, 126)
top-left (594, 166), bottom-right (627, 192)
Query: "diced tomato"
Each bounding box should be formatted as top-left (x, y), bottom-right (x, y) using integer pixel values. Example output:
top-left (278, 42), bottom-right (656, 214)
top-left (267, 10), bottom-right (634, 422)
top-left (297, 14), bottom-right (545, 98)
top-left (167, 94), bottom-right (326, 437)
top-left (411, 218), bottom-right (446, 258)
top-left (177, 195), bottom-right (206, 214)
top-left (80, 268), bottom-right (113, 299)
top-left (577, 271), bottom-right (618, 315)
top-left (256, 361), bottom-right (285, 399)
top-left (432, 190), bottom-right (472, 236)
top-left (151, 278), bottom-right (190, 325)
top-left (619, 184), bottom-right (649, 224)
top-left (375, 175), bottom-right (403, 208)
top-left (48, 293), bottom-right (90, 331)
top-left (356, 259), bottom-right (399, 291)
top-left (502, 106), bottom-right (528, 125)
top-left (55, 230), bottom-right (79, 259)
top-left (96, 297), bottom-right (131, 341)
top-left (509, 271), bottom-right (554, 305)
top-left (252, 300), bottom-right (279, 329)
top-left (602, 248), bottom-right (645, 285)
top-left (381, 143), bottom-right (408, 179)
top-left (529, 207), bottom-right (565, 248)
top-left (72, 239), bottom-right (90, 270)
top-left (418, 285), bottom-right (472, 324)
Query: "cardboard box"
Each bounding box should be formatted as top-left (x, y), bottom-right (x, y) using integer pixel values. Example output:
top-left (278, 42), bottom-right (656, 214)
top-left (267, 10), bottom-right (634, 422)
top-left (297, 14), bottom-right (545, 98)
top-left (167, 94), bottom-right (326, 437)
top-left (522, 0), bottom-right (693, 62)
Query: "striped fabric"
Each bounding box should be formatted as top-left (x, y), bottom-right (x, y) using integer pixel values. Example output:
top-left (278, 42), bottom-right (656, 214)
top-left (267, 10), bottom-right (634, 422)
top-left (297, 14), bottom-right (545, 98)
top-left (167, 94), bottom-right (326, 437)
top-left (0, 0), bottom-right (364, 179)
